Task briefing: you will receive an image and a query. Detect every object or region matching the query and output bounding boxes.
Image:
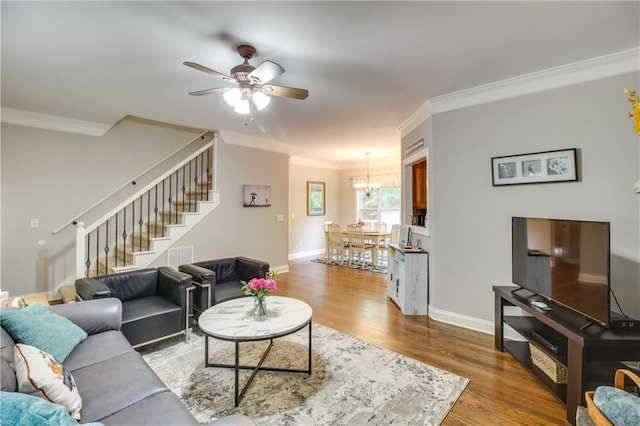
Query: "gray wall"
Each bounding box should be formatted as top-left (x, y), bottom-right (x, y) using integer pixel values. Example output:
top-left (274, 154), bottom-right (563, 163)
top-left (0, 118), bottom-right (289, 296)
top-left (287, 161), bottom-right (400, 260)
top-left (288, 162), bottom-right (339, 259)
top-left (413, 73), bottom-right (640, 327)
top-left (159, 141), bottom-right (289, 269)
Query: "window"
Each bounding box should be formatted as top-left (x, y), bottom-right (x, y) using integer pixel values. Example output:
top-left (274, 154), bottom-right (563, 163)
top-left (357, 186), bottom-right (401, 227)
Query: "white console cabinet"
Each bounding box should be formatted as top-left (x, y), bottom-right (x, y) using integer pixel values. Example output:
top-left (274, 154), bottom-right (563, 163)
top-left (387, 244), bottom-right (428, 315)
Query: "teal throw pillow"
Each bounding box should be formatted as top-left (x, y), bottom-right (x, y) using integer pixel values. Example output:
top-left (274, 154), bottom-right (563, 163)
top-left (0, 391), bottom-right (103, 426)
top-left (0, 303), bottom-right (87, 362)
top-left (593, 385), bottom-right (640, 426)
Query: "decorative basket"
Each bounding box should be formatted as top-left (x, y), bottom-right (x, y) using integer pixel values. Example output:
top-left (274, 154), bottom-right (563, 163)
top-left (529, 343), bottom-right (568, 384)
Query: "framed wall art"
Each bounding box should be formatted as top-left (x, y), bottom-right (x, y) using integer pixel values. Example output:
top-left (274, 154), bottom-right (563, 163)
top-left (307, 181), bottom-right (325, 216)
top-left (243, 185), bottom-right (271, 207)
top-left (491, 148), bottom-right (578, 186)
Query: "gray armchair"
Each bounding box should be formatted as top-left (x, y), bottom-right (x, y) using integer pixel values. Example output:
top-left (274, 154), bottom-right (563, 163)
top-left (179, 257), bottom-right (269, 318)
top-left (75, 266), bottom-right (194, 347)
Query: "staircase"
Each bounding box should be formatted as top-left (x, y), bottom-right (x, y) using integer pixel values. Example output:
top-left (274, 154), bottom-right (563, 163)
top-left (75, 140), bottom-right (219, 278)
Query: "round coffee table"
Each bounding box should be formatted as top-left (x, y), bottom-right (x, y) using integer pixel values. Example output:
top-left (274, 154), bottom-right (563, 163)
top-left (198, 296), bottom-right (313, 406)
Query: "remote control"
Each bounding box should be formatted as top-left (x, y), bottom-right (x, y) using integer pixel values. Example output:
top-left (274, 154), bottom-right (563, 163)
top-left (531, 301), bottom-right (551, 311)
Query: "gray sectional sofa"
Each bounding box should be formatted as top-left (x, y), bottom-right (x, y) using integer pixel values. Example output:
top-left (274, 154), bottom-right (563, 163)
top-left (1, 298), bottom-right (252, 425)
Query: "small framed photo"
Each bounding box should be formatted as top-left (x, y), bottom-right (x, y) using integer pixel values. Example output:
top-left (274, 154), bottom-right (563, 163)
top-left (307, 181), bottom-right (325, 216)
top-left (243, 185), bottom-right (271, 207)
top-left (491, 148), bottom-right (577, 186)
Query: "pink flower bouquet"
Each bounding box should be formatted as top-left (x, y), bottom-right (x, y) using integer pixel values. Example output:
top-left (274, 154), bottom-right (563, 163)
top-left (241, 276), bottom-right (277, 299)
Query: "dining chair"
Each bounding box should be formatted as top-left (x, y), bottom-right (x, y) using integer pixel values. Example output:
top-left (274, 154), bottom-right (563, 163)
top-left (390, 224), bottom-right (401, 245)
top-left (374, 222), bottom-right (389, 266)
top-left (327, 223), bottom-right (349, 265)
top-left (347, 224), bottom-right (375, 268)
top-left (323, 220), bottom-right (333, 261)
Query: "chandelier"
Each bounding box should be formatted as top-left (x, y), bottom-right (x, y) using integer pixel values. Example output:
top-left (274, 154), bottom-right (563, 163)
top-left (353, 153), bottom-right (381, 197)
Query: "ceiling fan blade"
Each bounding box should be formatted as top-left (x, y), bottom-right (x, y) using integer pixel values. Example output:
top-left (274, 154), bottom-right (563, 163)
top-left (260, 84), bottom-right (309, 100)
top-left (188, 87), bottom-right (228, 96)
top-left (183, 62), bottom-right (235, 82)
top-left (248, 60), bottom-right (284, 84)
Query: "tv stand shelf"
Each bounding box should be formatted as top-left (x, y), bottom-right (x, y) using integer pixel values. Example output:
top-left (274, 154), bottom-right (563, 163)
top-left (494, 286), bottom-right (640, 425)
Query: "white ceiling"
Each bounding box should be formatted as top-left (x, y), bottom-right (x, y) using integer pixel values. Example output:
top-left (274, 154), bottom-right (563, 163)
top-left (2, 1), bottom-right (639, 168)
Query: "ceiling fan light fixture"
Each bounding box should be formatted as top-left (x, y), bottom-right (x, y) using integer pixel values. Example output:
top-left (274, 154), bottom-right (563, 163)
top-left (233, 99), bottom-right (251, 115)
top-left (223, 88), bottom-right (243, 107)
top-left (253, 91), bottom-right (271, 110)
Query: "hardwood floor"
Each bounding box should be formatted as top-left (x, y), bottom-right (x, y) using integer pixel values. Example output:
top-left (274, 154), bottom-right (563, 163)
top-left (276, 258), bottom-right (569, 425)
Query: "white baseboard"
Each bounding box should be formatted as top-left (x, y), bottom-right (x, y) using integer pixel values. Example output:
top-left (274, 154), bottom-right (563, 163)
top-left (428, 305), bottom-right (526, 342)
top-left (271, 264), bottom-right (290, 274)
top-left (288, 248), bottom-right (325, 260)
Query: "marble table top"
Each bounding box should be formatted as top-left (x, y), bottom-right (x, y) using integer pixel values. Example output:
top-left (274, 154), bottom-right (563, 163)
top-left (199, 296), bottom-right (312, 341)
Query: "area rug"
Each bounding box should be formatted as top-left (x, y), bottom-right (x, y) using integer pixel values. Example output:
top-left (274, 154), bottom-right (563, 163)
top-left (311, 257), bottom-right (387, 274)
top-left (140, 323), bottom-right (469, 425)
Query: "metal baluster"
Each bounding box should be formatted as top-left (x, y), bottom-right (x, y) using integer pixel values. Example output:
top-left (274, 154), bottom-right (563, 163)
top-left (95, 228), bottom-right (100, 277)
top-left (188, 159), bottom-right (193, 211)
top-left (175, 170), bottom-right (179, 224)
top-left (206, 147), bottom-right (211, 191)
top-left (104, 220), bottom-right (110, 275)
top-left (162, 180), bottom-right (166, 235)
top-left (122, 207), bottom-right (127, 267)
top-left (200, 152), bottom-right (205, 201)
top-left (182, 165), bottom-right (186, 213)
top-left (115, 213), bottom-right (119, 268)
top-left (154, 185), bottom-right (159, 238)
top-left (85, 234), bottom-right (91, 277)
top-left (194, 154), bottom-right (199, 203)
top-left (168, 174), bottom-right (172, 225)
top-left (131, 200), bottom-right (135, 259)
top-left (139, 195), bottom-right (143, 251)
top-left (147, 189), bottom-right (151, 250)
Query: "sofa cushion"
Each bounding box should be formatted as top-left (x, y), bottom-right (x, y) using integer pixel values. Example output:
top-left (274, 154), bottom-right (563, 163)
top-left (14, 344), bottom-right (83, 420)
top-left (0, 391), bottom-right (102, 426)
top-left (63, 330), bottom-right (133, 372)
top-left (593, 385), bottom-right (640, 426)
top-left (214, 281), bottom-right (246, 304)
top-left (101, 269), bottom-right (158, 302)
top-left (1, 356), bottom-right (17, 392)
top-left (1, 326), bottom-right (17, 392)
top-left (98, 390), bottom-right (197, 425)
top-left (121, 296), bottom-right (182, 346)
top-left (197, 258), bottom-right (238, 283)
top-left (72, 351), bottom-right (169, 423)
top-left (0, 303), bottom-right (87, 362)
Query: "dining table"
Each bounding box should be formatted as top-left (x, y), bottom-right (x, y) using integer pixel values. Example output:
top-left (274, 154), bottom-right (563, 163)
top-left (325, 230), bottom-right (391, 267)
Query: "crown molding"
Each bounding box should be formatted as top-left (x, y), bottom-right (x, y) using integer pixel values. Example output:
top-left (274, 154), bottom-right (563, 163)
top-left (431, 47), bottom-right (640, 114)
top-left (399, 100), bottom-right (433, 138)
top-left (1, 108), bottom-right (112, 136)
top-left (289, 156), bottom-right (341, 170)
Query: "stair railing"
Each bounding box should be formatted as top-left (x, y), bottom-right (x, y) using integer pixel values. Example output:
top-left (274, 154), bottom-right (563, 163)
top-left (75, 139), bottom-right (217, 279)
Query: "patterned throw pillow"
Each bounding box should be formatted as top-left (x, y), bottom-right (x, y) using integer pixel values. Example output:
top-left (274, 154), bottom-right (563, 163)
top-left (14, 344), bottom-right (82, 420)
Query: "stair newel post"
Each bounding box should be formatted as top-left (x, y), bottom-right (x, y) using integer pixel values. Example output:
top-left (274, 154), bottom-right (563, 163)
top-left (75, 222), bottom-right (87, 279)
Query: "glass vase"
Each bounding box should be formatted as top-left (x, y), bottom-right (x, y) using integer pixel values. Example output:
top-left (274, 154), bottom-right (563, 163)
top-left (253, 296), bottom-right (267, 317)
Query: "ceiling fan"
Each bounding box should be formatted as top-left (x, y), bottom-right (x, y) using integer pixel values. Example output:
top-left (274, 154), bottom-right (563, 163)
top-left (184, 44), bottom-right (309, 117)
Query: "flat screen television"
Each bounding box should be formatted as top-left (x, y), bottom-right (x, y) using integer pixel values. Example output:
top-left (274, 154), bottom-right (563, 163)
top-left (512, 217), bottom-right (611, 327)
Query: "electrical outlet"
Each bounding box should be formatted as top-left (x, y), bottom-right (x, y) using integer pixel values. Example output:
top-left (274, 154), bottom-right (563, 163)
top-left (30, 218), bottom-right (39, 229)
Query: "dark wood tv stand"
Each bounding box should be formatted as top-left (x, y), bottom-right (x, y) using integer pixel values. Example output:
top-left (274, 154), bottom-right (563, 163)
top-left (493, 286), bottom-right (640, 425)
